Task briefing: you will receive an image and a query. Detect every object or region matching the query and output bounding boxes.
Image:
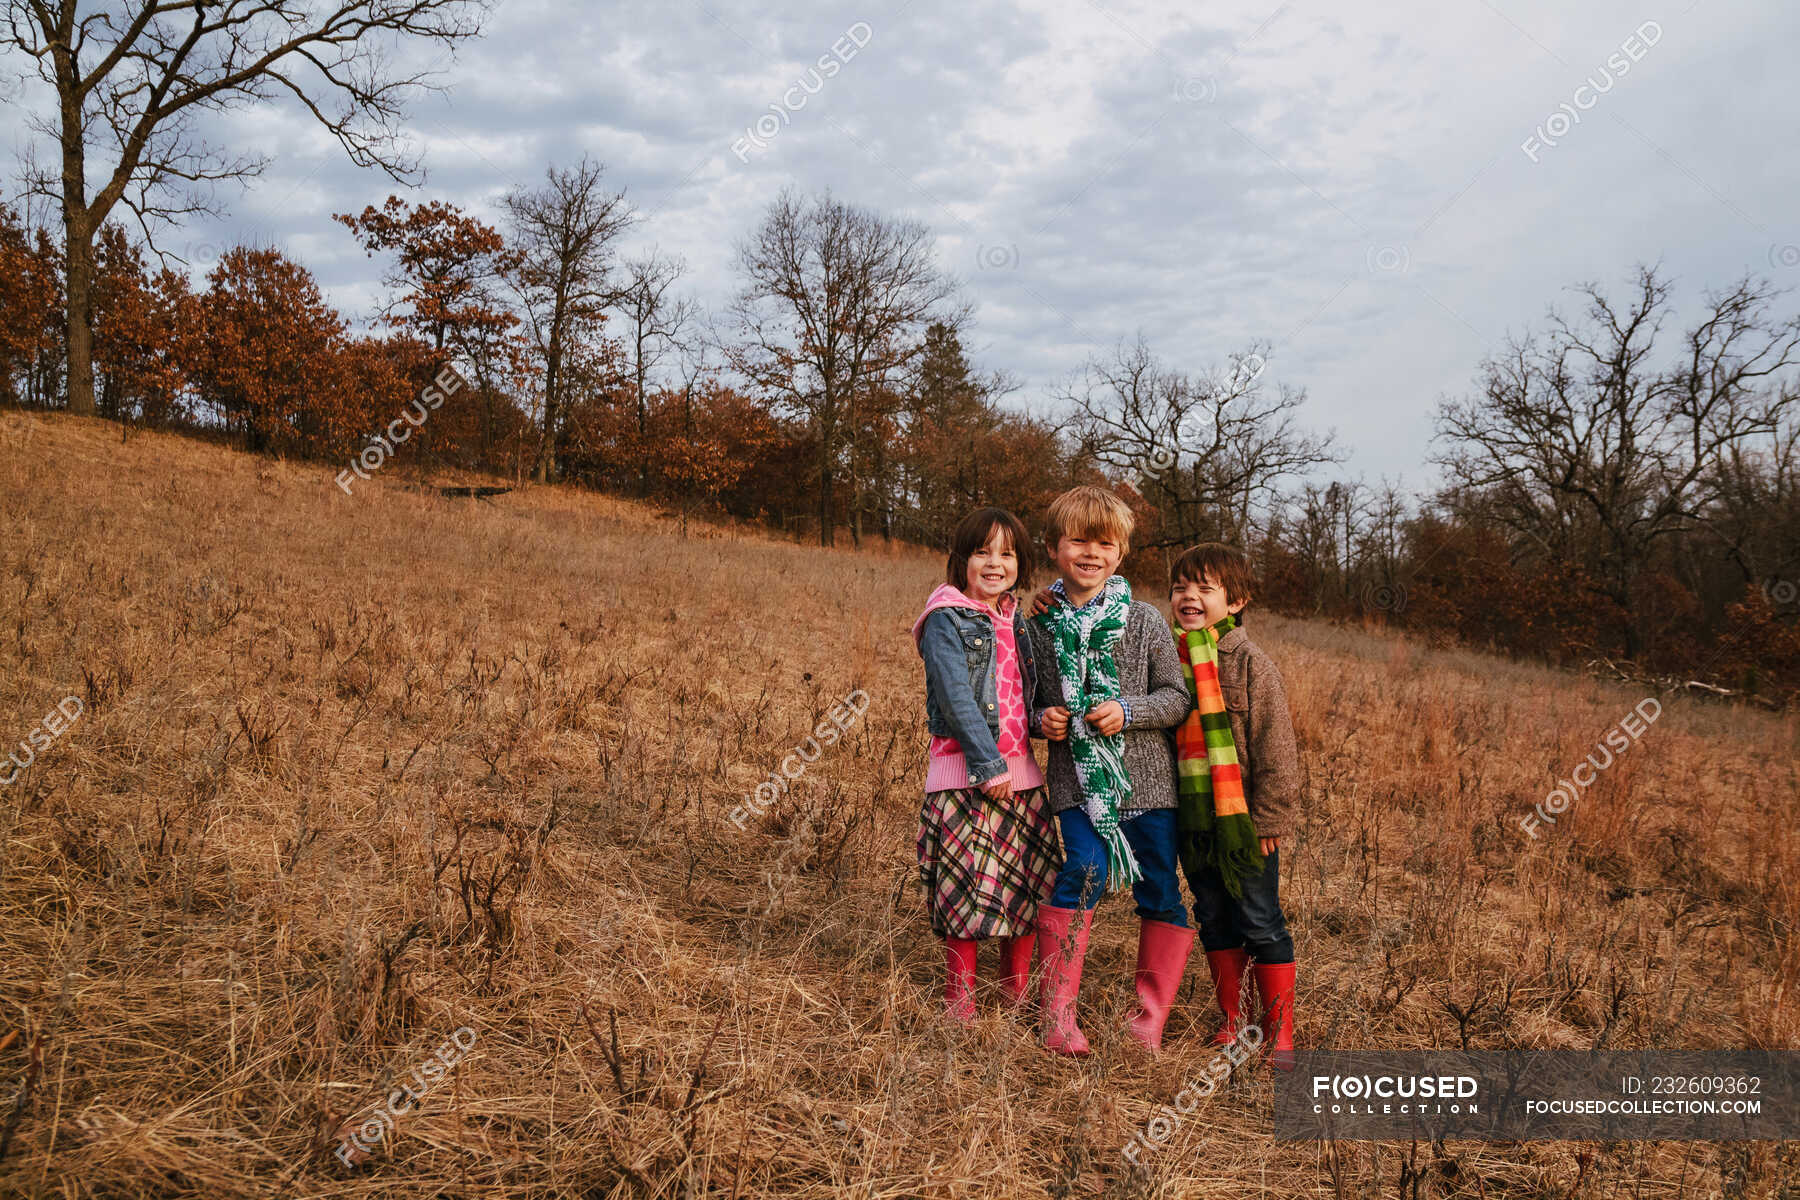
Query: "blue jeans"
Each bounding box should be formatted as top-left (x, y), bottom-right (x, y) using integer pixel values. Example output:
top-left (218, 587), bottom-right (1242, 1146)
top-left (1183, 846), bottom-right (1293, 963)
top-left (1048, 808), bottom-right (1188, 927)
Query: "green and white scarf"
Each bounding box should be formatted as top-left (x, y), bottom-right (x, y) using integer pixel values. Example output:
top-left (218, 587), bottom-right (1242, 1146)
top-left (1036, 575), bottom-right (1140, 893)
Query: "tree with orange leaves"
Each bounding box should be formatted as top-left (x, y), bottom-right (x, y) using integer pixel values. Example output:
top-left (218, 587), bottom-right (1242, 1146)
top-left (0, 204), bottom-right (63, 409)
top-left (335, 196), bottom-right (525, 465)
top-left (334, 196), bottom-right (519, 358)
top-left (193, 247), bottom-right (348, 455)
top-left (92, 224), bottom-right (197, 426)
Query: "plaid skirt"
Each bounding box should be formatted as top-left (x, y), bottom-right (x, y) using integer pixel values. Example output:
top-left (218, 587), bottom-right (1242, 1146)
top-left (917, 785), bottom-right (1061, 939)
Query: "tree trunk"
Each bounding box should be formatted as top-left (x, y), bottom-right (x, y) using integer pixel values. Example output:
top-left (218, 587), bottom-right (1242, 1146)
top-left (848, 399), bottom-right (862, 548)
top-left (477, 359), bottom-right (495, 464)
top-left (62, 209), bottom-right (96, 417)
top-left (679, 381), bottom-right (693, 537)
top-left (535, 339), bottom-right (561, 483)
top-left (1613, 562), bottom-right (1643, 660)
top-left (55, 42), bottom-right (97, 419)
top-left (849, 426), bottom-right (864, 550)
top-left (872, 433), bottom-right (891, 542)
top-left (817, 431), bottom-right (835, 547)
top-left (533, 403), bottom-right (554, 482)
top-left (636, 355), bottom-right (649, 495)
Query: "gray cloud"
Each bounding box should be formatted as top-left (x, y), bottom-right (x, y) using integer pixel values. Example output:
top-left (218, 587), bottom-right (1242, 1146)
top-left (17, 0), bottom-right (1796, 489)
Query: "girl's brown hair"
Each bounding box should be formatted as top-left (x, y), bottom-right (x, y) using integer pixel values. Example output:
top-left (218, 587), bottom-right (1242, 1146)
top-left (946, 508), bottom-right (1034, 592)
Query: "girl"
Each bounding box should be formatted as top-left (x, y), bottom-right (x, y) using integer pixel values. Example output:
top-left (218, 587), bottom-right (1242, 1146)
top-left (911, 508), bottom-right (1060, 1022)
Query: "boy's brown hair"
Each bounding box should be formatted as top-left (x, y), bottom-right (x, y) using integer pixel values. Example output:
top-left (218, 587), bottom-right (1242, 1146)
top-left (1044, 486), bottom-right (1134, 557)
top-left (945, 507), bottom-right (1034, 592)
top-left (1171, 542), bottom-right (1256, 608)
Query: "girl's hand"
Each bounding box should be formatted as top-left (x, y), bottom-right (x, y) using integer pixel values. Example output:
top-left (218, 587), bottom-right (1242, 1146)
top-left (980, 774), bottom-right (1013, 802)
top-left (1029, 587), bottom-right (1058, 617)
top-left (1259, 836), bottom-right (1279, 856)
top-left (1041, 706), bottom-right (1071, 740)
top-left (1084, 700), bottom-right (1125, 736)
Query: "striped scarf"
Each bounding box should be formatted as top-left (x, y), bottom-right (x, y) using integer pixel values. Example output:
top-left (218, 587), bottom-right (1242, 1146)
top-left (1173, 615), bottom-right (1263, 898)
top-left (1037, 575), bottom-right (1140, 893)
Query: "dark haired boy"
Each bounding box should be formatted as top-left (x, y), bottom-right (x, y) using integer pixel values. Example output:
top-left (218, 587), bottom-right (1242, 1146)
top-left (1167, 542), bottom-right (1303, 1069)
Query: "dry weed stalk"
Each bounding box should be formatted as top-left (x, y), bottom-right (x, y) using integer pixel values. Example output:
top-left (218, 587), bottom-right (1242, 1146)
top-left (0, 416), bottom-right (1796, 1196)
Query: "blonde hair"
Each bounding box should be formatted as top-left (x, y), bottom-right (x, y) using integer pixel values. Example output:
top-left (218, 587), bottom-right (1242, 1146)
top-left (1044, 486), bottom-right (1134, 557)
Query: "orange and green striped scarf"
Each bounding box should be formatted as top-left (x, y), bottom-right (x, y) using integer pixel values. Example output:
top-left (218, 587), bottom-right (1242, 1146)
top-left (1173, 614), bottom-right (1264, 898)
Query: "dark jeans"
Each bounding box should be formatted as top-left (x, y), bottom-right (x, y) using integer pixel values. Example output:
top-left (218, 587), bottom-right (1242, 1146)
top-left (1048, 807), bottom-right (1188, 927)
top-left (1183, 846), bottom-right (1293, 963)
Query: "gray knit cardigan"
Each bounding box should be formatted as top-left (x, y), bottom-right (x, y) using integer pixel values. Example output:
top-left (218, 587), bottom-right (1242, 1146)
top-left (1026, 600), bottom-right (1190, 816)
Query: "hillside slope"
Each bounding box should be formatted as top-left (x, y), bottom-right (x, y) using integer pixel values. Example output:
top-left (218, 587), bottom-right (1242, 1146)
top-left (2, 415), bottom-right (1798, 1197)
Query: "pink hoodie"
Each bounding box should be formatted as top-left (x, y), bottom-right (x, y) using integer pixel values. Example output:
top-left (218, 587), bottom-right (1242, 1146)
top-left (911, 583), bottom-right (1045, 793)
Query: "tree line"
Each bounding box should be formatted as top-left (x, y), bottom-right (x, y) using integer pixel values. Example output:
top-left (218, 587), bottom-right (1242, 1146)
top-left (4, 0), bottom-right (1791, 701)
top-left (4, 178), bottom-right (1797, 704)
top-left (0, 175), bottom-right (1098, 534)
top-left (1076, 268), bottom-right (1800, 705)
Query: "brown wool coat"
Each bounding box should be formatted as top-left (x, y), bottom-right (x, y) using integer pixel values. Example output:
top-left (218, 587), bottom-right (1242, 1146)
top-left (1207, 624), bottom-right (1305, 839)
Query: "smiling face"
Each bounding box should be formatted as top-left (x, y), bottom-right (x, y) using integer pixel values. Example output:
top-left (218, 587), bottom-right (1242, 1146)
top-left (963, 523), bottom-right (1019, 604)
top-left (1171, 568), bottom-right (1245, 630)
top-left (1049, 530), bottom-right (1123, 598)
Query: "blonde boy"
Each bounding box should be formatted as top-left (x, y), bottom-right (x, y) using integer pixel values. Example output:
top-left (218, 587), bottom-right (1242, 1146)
top-left (1027, 486), bottom-right (1193, 1055)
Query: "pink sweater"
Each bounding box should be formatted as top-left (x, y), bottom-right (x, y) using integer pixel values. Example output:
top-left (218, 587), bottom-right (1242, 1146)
top-left (912, 585), bottom-right (1045, 793)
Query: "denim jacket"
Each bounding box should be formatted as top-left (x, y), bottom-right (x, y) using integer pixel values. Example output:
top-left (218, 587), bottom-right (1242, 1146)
top-left (917, 596), bottom-right (1039, 784)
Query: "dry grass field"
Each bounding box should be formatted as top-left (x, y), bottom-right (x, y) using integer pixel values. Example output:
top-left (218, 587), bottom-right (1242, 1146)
top-left (3, 413), bottom-right (1799, 1198)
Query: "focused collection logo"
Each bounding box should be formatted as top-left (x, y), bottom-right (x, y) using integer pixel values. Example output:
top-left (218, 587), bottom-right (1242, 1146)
top-left (1309, 1073), bottom-right (1480, 1114)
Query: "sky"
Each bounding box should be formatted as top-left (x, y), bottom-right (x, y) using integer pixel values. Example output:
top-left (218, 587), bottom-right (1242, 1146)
top-left (6, 0), bottom-right (1795, 492)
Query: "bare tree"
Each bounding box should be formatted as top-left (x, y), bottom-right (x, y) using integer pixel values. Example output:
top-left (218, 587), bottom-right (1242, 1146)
top-left (1062, 334), bottom-right (1339, 548)
top-left (614, 249), bottom-right (693, 492)
top-left (1275, 484), bottom-right (1344, 613)
top-left (501, 157), bottom-right (634, 483)
top-left (2, 0), bottom-right (486, 416)
top-left (1703, 414), bottom-right (1800, 599)
top-left (1434, 265), bottom-right (1800, 655)
top-left (1362, 478), bottom-right (1410, 585)
top-left (726, 188), bottom-right (964, 547)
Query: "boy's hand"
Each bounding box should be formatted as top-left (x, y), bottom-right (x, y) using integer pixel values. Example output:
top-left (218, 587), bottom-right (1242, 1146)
top-left (1260, 836), bottom-right (1279, 855)
top-left (1084, 701), bottom-right (1125, 736)
top-left (1041, 706), bottom-right (1071, 740)
top-left (980, 774), bottom-right (1014, 802)
top-left (1029, 587), bottom-right (1058, 618)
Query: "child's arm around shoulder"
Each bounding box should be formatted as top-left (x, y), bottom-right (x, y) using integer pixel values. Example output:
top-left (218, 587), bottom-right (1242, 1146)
top-left (1244, 644), bottom-right (1303, 838)
top-left (1025, 619), bottom-right (1065, 739)
top-left (1119, 601), bottom-right (1192, 731)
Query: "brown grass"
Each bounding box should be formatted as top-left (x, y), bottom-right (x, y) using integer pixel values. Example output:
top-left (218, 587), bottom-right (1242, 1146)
top-left (2, 414), bottom-right (1799, 1198)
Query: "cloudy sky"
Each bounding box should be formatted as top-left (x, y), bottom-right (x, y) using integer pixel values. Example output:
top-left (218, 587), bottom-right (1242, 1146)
top-left (9, 0), bottom-right (1794, 489)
